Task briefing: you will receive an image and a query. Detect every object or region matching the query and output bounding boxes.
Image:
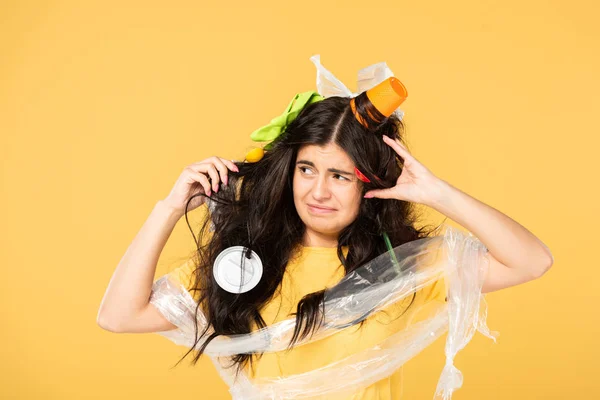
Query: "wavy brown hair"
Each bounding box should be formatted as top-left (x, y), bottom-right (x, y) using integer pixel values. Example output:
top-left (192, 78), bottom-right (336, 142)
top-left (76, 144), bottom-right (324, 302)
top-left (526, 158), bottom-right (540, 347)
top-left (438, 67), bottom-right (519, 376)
top-left (171, 92), bottom-right (444, 376)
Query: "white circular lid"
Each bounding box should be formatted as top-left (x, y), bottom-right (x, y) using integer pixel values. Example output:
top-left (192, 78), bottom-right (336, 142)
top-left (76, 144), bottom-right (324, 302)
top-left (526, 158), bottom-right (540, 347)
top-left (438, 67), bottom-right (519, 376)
top-left (213, 246), bottom-right (263, 294)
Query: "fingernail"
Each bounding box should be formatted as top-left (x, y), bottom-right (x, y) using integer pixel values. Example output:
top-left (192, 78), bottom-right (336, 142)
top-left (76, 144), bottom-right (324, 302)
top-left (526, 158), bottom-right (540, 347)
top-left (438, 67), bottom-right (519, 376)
top-left (207, 190), bottom-right (211, 196)
top-left (364, 193), bottom-right (373, 198)
top-left (225, 176), bottom-right (228, 185)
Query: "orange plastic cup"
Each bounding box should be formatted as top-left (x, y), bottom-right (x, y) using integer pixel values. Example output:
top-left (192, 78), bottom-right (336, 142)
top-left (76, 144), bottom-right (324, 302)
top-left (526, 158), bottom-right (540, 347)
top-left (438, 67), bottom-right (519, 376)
top-left (351, 77), bottom-right (408, 127)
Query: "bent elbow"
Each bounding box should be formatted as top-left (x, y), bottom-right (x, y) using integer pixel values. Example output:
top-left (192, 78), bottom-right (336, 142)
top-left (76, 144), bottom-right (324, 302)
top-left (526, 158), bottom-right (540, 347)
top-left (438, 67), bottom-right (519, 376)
top-left (531, 242), bottom-right (554, 279)
top-left (532, 256), bottom-right (554, 279)
top-left (97, 313), bottom-right (123, 333)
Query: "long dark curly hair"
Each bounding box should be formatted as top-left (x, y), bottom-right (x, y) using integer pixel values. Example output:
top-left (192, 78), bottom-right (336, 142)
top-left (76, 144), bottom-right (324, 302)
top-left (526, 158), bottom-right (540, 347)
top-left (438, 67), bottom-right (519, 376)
top-left (172, 91), bottom-right (443, 376)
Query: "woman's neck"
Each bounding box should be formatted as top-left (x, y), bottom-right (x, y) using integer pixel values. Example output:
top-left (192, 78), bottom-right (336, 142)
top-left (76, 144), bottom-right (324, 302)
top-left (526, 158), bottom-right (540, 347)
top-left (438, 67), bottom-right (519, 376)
top-left (301, 229), bottom-right (339, 248)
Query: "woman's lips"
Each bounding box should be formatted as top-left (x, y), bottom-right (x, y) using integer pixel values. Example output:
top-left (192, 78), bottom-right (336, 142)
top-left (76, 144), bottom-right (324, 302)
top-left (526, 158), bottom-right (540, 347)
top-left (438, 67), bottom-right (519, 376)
top-left (307, 204), bottom-right (336, 214)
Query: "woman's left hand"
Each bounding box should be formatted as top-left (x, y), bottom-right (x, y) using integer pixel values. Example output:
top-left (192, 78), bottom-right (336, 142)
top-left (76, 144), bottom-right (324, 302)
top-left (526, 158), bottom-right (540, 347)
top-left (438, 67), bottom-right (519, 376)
top-left (363, 135), bottom-right (447, 206)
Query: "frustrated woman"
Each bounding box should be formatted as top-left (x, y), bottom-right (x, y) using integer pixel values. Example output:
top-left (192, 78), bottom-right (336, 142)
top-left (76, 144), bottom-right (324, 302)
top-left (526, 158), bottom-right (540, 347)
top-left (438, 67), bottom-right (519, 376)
top-left (98, 56), bottom-right (553, 400)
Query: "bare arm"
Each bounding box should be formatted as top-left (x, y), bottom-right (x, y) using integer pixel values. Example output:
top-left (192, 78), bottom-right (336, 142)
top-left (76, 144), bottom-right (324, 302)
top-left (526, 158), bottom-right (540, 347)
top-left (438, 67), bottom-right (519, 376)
top-left (97, 200), bottom-right (183, 332)
top-left (429, 179), bottom-right (554, 293)
top-left (97, 156), bottom-right (237, 333)
top-left (365, 135), bottom-right (554, 294)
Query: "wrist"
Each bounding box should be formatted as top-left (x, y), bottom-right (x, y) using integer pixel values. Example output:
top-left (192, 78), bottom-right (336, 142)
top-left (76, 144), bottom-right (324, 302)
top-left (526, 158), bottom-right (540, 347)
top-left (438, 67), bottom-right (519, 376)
top-left (426, 178), bottom-right (455, 210)
top-left (155, 200), bottom-right (184, 222)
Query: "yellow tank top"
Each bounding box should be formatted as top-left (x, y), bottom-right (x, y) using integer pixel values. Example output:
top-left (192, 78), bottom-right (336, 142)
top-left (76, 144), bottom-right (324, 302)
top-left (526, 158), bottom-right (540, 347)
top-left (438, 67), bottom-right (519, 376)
top-left (168, 244), bottom-right (447, 399)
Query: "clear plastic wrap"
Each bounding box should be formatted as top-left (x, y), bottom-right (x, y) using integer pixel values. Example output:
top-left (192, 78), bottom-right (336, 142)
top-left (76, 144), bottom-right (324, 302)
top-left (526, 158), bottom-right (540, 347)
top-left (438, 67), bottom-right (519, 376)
top-left (149, 224), bottom-right (498, 399)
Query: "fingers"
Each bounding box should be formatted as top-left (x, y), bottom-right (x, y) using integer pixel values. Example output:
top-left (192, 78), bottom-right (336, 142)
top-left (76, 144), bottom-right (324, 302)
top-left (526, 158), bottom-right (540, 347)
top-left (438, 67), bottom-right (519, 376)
top-left (186, 163), bottom-right (219, 194)
top-left (190, 156), bottom-right (240, 193)
top-left (207, 157), bottom-right (229, 191)
top-left (221, 158), bottom-right (240, 173)
top-left (187, 168), bottom-right (212, 196)
top-left (382, 135), bottom-right (413, 163)
top-left (205, 163), bottom-right (221, 193)
top-left (364, 188), bottom-right (396, 199)
top-left (214, 157), bottom-right (240, 186)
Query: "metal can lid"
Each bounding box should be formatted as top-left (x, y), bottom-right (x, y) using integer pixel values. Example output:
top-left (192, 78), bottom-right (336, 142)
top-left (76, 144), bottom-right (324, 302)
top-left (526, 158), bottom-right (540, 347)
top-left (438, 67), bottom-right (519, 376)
top-left (213, 246), bottom-right (263, 294)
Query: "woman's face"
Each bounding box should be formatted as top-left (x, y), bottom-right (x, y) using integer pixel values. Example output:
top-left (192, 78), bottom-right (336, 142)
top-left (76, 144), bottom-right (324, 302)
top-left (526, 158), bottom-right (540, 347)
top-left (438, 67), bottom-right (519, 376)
top-left (293, 142), bottom-right (363, 247)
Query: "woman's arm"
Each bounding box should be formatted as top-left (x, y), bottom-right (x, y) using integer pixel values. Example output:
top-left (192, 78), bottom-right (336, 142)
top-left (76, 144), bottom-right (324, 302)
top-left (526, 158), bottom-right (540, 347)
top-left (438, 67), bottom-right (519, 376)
top-left (97, 156), bottom-right (237, 332)
top-left (429, 179), bottom-right (554, 291)
top-left (97, 200), bottom-right (183, 332)
top-left (365, 135), bottom-right (553, 293)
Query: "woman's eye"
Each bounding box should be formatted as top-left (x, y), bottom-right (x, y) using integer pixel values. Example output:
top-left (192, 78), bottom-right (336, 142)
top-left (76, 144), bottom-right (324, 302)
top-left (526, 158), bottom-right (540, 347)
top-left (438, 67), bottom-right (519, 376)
top-left (299, 167), bottom-right (349, 181)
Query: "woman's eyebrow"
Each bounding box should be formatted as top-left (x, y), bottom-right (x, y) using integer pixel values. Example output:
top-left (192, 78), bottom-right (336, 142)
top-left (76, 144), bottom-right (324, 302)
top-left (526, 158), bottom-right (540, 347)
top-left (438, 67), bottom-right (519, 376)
top-left (296, 160), bottom-right (353, 176)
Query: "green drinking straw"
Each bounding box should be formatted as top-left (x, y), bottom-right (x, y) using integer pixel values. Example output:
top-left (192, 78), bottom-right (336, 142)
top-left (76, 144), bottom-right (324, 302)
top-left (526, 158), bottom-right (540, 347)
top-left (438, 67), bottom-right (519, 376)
top-left (382, 231), bottom-right (401, 274)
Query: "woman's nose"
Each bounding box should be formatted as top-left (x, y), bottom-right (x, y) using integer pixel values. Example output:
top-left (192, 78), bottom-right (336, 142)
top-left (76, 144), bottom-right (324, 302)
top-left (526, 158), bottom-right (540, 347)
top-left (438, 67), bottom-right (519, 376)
top-left (311, 176), bottom-right (332, 199)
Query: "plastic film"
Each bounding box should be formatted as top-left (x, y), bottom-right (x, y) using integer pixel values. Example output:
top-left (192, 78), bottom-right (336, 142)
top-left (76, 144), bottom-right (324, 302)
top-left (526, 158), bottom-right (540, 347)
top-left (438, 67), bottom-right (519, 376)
top-left (149, 224), bottom-right (498, 399)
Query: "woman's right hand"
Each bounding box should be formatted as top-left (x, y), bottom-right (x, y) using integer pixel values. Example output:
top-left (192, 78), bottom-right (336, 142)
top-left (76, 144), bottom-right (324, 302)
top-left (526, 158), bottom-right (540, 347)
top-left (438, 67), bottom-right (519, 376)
top-left (162, 156), bottom-right (239, 216)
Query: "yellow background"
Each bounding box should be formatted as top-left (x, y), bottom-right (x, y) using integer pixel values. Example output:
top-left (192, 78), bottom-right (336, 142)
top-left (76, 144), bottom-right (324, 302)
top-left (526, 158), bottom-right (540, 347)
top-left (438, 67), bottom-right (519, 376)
top-left (1, 1), bottom-right (597, 399)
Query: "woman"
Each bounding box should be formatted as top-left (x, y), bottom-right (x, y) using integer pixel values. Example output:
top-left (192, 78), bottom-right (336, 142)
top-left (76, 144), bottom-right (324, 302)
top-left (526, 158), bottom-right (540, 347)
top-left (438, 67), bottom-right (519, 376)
top-left (98, 58), bottom-right (553, 399)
